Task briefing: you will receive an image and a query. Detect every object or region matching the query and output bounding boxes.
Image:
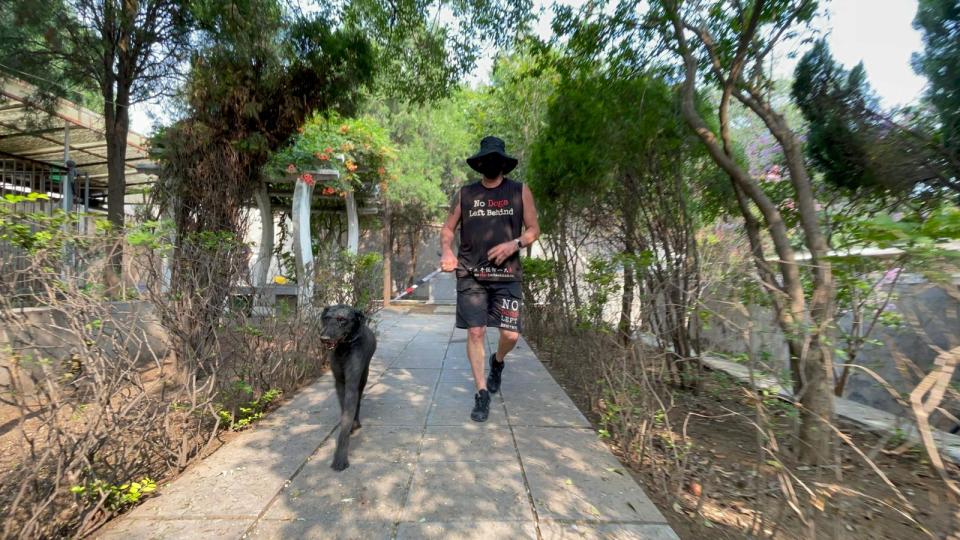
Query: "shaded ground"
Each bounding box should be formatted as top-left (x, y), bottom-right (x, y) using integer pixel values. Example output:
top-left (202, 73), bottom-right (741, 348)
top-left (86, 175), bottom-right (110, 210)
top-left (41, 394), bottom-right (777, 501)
top-left (539, 351), bottom-right (960, 539)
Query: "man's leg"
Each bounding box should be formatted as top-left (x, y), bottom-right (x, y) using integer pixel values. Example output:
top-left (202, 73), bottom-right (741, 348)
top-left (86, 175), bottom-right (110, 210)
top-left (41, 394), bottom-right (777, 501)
top-left (487, 282), bottom-right (522, 394)
top-left (467, 326), bottom-right (488, 392)
top-left (495, 328), bottom-right (519, 363)
top-left (456, 277), bottom-right (492, 422)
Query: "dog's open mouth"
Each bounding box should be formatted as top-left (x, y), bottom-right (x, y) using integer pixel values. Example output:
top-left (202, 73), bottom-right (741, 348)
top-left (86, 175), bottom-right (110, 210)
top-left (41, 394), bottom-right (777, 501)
top-left (321, 339), bottom-right (339, 350)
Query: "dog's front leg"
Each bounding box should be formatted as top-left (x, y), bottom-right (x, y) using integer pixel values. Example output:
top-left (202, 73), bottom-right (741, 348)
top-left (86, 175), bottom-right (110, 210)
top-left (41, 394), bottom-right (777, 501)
top-left (331, 378), bottom-right (360, 471)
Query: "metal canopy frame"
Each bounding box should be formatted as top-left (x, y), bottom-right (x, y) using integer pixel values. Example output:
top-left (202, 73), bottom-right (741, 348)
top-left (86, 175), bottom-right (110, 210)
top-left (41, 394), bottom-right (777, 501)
top-left (0, 76), bottom-right (152, 205)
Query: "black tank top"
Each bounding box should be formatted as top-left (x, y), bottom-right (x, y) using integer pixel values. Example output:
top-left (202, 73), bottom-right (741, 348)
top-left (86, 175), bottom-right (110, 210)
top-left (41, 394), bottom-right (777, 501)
top-left (457, 177), bottom-right (524, 281)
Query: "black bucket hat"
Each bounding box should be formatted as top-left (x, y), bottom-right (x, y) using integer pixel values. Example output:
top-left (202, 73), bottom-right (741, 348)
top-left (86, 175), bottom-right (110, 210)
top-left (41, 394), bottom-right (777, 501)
top-left (466, 136), bottom-right (518, 175)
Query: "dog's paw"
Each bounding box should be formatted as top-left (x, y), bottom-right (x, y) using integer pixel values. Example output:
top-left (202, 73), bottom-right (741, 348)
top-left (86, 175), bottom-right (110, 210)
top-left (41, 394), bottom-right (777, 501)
top-left (350, 420), bottom-right (362, 433)
top-left (331, 456), bottom-right (350, 471)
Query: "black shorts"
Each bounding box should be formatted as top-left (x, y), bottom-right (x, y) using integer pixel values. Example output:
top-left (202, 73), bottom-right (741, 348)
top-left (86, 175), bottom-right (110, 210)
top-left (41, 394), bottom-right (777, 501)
top-left (455, 277), bottom-right (522, 333)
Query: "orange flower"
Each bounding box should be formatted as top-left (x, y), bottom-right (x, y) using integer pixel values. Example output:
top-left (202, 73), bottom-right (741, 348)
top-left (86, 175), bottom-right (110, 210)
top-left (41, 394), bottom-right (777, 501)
top-left (286, 164), bottom-right (297, 173)
top-left (301, 173), bottom-right (315, 186)
top-left (324, 146), bottom-right (333, 153)
top-left (322, 187), bottom-right (335, 195)
top-left (377, 167), bottom-right (386, 176)
top-left (341, 142), bottom-right (353, 151)
top-left (339, 124), bottom-right (349, 134)
top-left (318, 153), bottom-right (329, 161)
top-left (345, 161), bottom-right (357, 172)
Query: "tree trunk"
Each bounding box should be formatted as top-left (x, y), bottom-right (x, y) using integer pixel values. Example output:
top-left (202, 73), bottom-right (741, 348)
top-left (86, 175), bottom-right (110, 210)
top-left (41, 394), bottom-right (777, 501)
top-left (407, 227), bottom-right (419, 287)
top-left (666, 7), bottom-right (836, 464)
top-left (618, 254), bottom-right (635, 345)
top-left (382, 200), bottom-right (392, 306)
top-left (797, 340), bottom-right (836, 464)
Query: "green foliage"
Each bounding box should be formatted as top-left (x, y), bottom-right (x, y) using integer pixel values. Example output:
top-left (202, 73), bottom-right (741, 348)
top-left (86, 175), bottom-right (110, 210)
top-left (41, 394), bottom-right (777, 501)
top-left (217, 386), bottom-right (282, 430)
top-left (126, 220), bottom-right (175, 252)
top-left (267, 113), bottom-right (395, 197)
top-left (0, 193), bottom-right (66, 252)
top-left (311, 250), bottom-right (384, 314)
top-left (913, 0), bottom-right (960, 156)
top-left (469, 46), bottom-right (561, 184)
top-left (520, 256), bottom-right (556, 302)
top-left (793, 40), bottom-right (885, 191)
top-left (847, 204), bottom-right (960, 249)
top-left (152, 0), bottom-right (376, 242)
top-left (576, 256), bottom-right (620, 329)
top-left (529, 67), bottom-right (723, 234)
top-left (70, 477), bottom-right (157, 511)
top-left (363, 93), bottom-right (475, 222)
top-left (342, 0), bottom-right (535, 102)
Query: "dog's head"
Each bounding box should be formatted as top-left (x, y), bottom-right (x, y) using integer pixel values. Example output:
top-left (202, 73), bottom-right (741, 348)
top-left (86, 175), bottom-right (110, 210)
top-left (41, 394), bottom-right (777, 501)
top-left (319, 305), bottom-right (366, 350)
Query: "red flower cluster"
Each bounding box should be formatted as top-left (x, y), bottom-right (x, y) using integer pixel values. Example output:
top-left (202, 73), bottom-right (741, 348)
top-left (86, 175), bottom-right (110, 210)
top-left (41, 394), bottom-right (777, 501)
top-left (322, 186), bottom-right (336, 195)
top-left (301, 173), bottom-right (315, 186)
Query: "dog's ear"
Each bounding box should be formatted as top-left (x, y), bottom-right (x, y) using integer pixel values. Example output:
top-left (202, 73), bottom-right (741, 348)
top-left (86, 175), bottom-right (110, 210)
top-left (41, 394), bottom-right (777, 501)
top-left (321, 306), bottom-right (330, 318)
top-left (355, 309), bottom-right (367, 328)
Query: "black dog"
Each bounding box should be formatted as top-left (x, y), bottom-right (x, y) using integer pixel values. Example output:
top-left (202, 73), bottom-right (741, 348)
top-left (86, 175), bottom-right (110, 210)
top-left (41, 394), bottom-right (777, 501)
top-left (319, 304), bottom-right (377, 471)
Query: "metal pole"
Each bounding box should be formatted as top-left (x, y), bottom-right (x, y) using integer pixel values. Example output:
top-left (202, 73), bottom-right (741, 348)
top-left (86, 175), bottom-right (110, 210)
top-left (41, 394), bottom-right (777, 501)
top-left (62, 160), bottom-right (76, 281)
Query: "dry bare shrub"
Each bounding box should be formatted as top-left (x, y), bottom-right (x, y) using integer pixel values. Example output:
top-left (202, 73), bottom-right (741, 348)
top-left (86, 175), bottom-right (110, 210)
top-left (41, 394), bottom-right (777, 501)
top-left (0, 212), bottom-right (366, 538)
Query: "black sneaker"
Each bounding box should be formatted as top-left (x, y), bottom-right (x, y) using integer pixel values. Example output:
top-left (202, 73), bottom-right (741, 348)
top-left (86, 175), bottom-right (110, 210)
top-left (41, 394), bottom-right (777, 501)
top-left (487, 353), bottom-right (505, 394)
top-left (471, 389), bottom-right (491, 422)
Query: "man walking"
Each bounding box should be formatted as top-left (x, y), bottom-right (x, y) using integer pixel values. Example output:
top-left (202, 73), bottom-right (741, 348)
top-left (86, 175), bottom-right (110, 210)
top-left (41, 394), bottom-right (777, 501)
top-left (440, 136), bottom-right (540, 422)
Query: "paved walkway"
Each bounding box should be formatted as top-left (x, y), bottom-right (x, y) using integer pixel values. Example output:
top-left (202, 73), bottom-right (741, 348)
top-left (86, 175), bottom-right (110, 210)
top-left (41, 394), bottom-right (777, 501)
top-left (98, 309), bottom-right (676, 539)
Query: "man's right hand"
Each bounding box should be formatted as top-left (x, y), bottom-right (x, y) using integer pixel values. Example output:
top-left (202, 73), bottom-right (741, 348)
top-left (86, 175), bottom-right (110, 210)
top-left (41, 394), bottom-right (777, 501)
top-left (440, 251), bottom-right (458, 272)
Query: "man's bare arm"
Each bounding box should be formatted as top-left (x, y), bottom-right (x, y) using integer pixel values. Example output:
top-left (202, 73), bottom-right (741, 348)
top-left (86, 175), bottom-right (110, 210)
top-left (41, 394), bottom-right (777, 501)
top-left (519, 184), bottom-right (540, 247)
top-left (440, 190), bottom-right (461, 272)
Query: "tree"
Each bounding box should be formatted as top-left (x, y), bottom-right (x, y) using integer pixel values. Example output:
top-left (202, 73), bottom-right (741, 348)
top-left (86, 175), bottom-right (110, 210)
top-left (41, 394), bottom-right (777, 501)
top-left (148, 0), bottom-right (376, 377)
top-left (913, 0), bottom-right (960, 165)
top-left (529, 69), bottom-right (718, 387)
top-left (648, 0), bottom-right (836, 464)
top-left (367, 94), bottom-right (473, 287)
top-left (342, 0), bottom-right (536, 102)
top-left (793, 39), bottom-right (960, 196)
top-left (0, 0), bottom-right (191, 236)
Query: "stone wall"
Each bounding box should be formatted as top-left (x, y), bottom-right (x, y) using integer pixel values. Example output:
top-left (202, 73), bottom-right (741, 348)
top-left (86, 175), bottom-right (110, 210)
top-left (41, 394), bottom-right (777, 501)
top-left (700, 277), bottom-right (960, 422)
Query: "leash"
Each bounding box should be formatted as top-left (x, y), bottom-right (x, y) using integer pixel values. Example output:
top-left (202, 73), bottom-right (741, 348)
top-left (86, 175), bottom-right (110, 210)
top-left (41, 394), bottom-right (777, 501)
top-left (391, 267), bottom-right (445, 301)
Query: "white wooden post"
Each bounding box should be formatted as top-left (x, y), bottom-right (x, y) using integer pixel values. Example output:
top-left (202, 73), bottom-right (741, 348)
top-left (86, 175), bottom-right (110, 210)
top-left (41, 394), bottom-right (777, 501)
top-left (345, 189), bottom-right (359, 255)
top-left (292, 179), bottom-right (315, 308)
top-left (253, 183), bottom-right (274, 287)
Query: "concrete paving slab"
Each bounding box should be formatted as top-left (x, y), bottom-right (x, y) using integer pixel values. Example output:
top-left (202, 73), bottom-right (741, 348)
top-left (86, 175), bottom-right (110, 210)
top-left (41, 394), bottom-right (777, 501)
top-left (439, 367), bottom-right (478, 382)
top-left (359, 396), bottom-right (432, 427)
top-left (311, 426), bottom-right (422, 464)
top-left (248, 519), bottom-right (394, 540)
top-left (96, 518), bottom-right (255, 539)
top-left (420, 424), bottom-right (518, 462)
top-left (391, 349), bottom-right (446, 369)
top-left (427, 396), bottom-right (509, 427)
top-left (539, 522), bottom-right (680, 540)
top-left (263, 461), bottom-right (414, 521)
top-left (432, 379), bottom-right (480, 401)
top-left (400, 460), bottom-right (533, 522)
top-left (502, 390), bottom-right (592, 428)
top-left (395, 521), bottom-right (538, 539)
top-left (377, 368), bottom-right (441, 388)
top-left (513, 427), bottom-right (667, 523)
top-left (130, 423), bottom-right (333, 519)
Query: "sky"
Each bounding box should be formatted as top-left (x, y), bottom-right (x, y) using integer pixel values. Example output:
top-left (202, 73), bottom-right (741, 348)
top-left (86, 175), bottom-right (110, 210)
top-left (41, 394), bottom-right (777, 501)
top-left (129, 0), bottom-right (929, 136)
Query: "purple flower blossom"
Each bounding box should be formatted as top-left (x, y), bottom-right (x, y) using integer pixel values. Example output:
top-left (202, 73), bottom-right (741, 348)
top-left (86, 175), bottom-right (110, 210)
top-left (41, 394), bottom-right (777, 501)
top-left (880, 268), bottom-right (902, 285)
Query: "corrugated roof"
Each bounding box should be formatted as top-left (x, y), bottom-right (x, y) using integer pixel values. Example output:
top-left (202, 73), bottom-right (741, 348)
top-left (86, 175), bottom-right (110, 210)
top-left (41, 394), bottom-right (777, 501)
top-left (0, 76), bottom-right (153, 202)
